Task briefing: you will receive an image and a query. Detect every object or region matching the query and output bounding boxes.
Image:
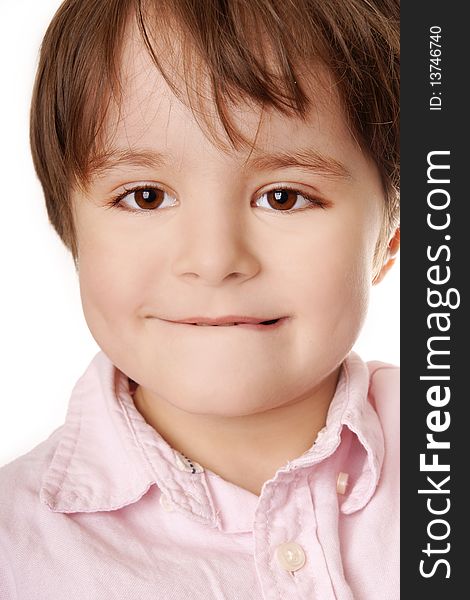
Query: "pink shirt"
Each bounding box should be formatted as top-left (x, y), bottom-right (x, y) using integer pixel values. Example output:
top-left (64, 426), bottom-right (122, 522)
top-left (0, 351), bottom-right (399, 599)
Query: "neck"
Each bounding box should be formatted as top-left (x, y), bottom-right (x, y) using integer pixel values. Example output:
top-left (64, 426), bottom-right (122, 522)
top-left (133, 367), bottom-right (341, 496)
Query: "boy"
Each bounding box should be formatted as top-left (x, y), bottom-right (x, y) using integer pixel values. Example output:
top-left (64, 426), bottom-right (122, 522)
top-left (0, 1), bottom-right (400, 598)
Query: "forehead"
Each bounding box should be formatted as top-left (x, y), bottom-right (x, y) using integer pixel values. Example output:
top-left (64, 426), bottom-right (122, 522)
top-left (93, 18), bottom-right (367, 181)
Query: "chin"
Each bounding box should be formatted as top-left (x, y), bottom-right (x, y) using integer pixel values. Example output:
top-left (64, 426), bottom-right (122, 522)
top-left (162, 373), bottom-right (282, 416)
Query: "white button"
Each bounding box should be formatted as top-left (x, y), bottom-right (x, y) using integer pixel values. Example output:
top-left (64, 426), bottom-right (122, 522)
top-left (159, 493), bottom-right (174, 512)
top-left (275, 542), bottom-right (306, 572)
top-left (336, 472), bottom-right (349, 495)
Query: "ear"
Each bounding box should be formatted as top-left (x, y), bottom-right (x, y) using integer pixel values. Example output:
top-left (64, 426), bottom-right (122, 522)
top-left (372, 227), bottom-right (400, 285)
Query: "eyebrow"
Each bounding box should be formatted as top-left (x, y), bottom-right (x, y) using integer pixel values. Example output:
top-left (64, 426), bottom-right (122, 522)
top-left (87, 150), bottom-right (169, 181)
top-left (87, 147), bottom-right (352, 181)
top-left (246, 148), bottom-right (352, 179)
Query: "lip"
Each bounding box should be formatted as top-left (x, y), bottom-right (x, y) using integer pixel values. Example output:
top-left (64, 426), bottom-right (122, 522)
top-left (167, 315), bottom-right (282, 325)
top-left (158, 316), bottom-right (289, 330)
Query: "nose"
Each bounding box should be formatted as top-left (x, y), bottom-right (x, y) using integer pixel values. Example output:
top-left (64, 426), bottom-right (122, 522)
top-left (171, 199), bottom-right (261, 286)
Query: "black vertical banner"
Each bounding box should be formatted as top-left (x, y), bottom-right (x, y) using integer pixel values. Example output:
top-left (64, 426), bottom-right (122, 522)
top-left (401, 1), bottom-right (467, 596)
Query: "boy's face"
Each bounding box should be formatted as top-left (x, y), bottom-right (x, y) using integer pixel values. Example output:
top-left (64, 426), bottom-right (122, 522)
top-left (72, 31), bottom-right (386, 416)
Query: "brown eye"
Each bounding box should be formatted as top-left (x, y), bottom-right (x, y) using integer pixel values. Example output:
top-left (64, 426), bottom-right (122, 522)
top-left (133, 188), bottom-right (166, 209)
top-left (257, 188), bottom-right (317, 212)
top-left (267, 189), bottom-right (298, 210)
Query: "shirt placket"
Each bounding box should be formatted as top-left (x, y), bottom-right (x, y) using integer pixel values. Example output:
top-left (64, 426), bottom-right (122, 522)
top-left (252, 468), bottom-right (341, 600)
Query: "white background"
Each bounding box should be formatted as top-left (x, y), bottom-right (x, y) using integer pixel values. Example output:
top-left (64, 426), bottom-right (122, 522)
top-left (0, 0), bottom-right (400, 467)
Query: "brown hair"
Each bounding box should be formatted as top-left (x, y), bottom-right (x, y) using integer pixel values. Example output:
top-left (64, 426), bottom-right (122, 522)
top-left (30, 0), bottom-right (400, 264)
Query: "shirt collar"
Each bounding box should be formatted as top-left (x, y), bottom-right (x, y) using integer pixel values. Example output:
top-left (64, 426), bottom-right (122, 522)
top-left (283, 352), bottom-right (385, 514)
top-left (40, 350), bottom-right (384, 520)
top-left (40, 351), bottom-right (219, 526)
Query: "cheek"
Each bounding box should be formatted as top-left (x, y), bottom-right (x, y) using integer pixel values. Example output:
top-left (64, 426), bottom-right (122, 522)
top-left (77, 235), bottom-right (150, 332)
top-left (294, 219), bottom-right (374, 336)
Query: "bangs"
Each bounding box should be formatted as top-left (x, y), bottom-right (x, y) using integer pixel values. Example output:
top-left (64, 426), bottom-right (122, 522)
top-left (30, 0), bottom-right (399, 259)
top-left (83, 0), bottom-right (321, 186)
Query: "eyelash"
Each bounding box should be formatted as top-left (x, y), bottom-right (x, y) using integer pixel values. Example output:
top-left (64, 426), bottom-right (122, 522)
top-left (105, 184), bottom-right (328, 214)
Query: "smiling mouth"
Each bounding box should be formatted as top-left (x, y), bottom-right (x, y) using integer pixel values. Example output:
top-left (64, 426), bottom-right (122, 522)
top-left (156, 315), bottom-right (289, 329)
top-left (190, 318), bottom-right (281, 327)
